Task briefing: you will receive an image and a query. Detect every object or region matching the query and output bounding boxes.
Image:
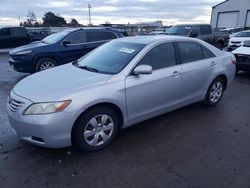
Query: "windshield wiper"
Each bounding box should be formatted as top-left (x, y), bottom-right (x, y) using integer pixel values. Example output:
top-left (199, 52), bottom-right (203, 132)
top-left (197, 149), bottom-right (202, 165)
top-left (77, 65), bottom-right (99, 73)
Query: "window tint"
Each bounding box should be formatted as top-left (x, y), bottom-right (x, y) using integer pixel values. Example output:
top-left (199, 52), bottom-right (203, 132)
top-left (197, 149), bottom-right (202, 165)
top-left (12, 28), bottom-right (26, 37)
top-left (178, 42), bottom-right (203, 63)
top-left (0, 28), bottom-right (10, 36)
top-left (138, 43), bottom-right (176, 70)
top-left (192, 26), bottom-right (201, 36)
top-left (65, 31), bottom-right (87, 44)
top-left (87, 31), bottom-right (117, 42)
top-left (202, 46), bottom-right (215, 59)
top-left (201, 26), bottom-right (212, 35)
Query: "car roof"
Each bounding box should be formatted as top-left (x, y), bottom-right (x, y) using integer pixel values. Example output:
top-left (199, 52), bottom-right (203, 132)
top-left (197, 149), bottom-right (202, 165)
top-left (115, 35), bottom-right (194, 45)
top-left (63, 27), bottom-right (117, 33)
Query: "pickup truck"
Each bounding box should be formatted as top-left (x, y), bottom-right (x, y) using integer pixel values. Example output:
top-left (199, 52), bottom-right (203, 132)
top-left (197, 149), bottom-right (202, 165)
top-left (0, 27), bottom-right (48, 48)
top-left (165, 24), bottom-right (229, 49)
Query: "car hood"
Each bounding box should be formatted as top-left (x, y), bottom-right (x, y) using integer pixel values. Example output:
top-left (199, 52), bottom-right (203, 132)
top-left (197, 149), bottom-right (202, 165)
top-left (13, 63), bottom-right (113, 102)
top-left (232, 46), bottom-right (250, 55)
top-left (9, 41), bottom-right (48, 54)
top-left (230, 37), bottom-right (250, 42)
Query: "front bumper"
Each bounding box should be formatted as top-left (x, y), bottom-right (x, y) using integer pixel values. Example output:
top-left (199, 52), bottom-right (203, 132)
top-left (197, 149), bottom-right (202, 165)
top-left (235, 55), bottom-right (250, 71)
top-left (7, 91), bottom-right (75, 148)
top-left (9, 55), bottom-right (34, 73)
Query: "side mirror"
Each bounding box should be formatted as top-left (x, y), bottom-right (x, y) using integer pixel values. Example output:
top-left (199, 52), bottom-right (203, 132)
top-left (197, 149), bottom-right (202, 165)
top-left (62, 40), bottom-right (71, 46)
top-left (133, 65), bottom-right (153, 75)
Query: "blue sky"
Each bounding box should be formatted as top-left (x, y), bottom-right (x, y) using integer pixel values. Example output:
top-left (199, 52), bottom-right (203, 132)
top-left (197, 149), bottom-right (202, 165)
top-left (0, 0), bottom-right (222, 26)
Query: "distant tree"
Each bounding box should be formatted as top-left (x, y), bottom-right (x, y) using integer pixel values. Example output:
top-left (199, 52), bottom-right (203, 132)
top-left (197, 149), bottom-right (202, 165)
top-left (26, 10), bottom-right (37, 26)
top-left (42, 12), bottom-right (66, 27)
top-left (34, 21), bottom-right (41, 27)
top-left (68, 18), bottom-right (79, 27)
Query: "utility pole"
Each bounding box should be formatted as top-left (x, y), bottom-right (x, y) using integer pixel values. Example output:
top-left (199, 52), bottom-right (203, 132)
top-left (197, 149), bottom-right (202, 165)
top-left (88, 4), bottom-right (91, 26)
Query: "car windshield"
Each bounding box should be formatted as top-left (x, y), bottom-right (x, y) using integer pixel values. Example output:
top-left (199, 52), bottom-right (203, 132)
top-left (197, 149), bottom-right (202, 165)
top-left (243, 41), bottom-right (250, 47)
top-left (234, 31), bottom-right (250, 38)
top-left (165, 25), bottom-right (192, 35)
top-left (42, 30), bottom-right (70, 44)
top-left (76, 41), bottom-right (145, 74)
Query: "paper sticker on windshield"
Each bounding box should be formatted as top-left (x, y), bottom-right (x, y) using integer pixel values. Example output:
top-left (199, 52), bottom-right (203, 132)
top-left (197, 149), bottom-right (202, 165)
top-left (185, 27), bottom-right (191, 30)
top-left (119, 48), bottom-right (135, 54)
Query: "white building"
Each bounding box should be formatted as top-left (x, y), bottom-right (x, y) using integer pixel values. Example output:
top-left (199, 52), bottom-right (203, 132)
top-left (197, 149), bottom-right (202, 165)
top-left (211, 0), bottom-right (250, 29)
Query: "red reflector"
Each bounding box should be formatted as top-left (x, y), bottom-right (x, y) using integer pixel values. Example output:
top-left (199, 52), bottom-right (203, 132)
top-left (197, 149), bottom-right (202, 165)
top-left (232, 58), bottom-right (236, 64)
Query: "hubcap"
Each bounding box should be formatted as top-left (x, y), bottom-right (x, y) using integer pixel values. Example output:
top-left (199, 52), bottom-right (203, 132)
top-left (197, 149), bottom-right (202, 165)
top-left (209, 82), bottom-right (223, 103)
top-left (84, 114), bottom-right (114, 146)
top-left (40, 61), bottom-right (55, 71)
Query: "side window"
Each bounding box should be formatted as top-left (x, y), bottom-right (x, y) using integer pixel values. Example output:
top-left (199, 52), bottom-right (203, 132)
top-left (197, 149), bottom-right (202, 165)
top-left (138, 43), bottom-right (176, 70)
top-left (201, 26), bottom-right (212, 35)
top-left (202, 46), bottom-right (215, 59)
top-left (64, 31), bottom-right (87, 44)
top-left (178, 42), bottom-right (203, 63)
top-left (0, 28), bottom-right (10, 37)
top-left (191, 26), bottom-right (201, 36)
top-left (87, 31), bottom-right (117, 42)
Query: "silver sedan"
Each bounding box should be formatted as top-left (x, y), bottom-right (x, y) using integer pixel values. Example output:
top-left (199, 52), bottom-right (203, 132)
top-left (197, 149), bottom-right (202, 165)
top-left (7, 36), bottom-right (236, 151)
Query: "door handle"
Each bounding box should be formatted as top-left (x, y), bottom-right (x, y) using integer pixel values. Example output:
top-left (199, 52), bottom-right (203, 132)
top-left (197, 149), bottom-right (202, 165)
top-left (171, 71), bottom-right (180, 77)
top-left (210, 61), bottom-right (217, 66)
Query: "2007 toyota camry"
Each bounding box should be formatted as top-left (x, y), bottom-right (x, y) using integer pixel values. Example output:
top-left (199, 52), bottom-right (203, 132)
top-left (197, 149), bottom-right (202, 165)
top-left (7, 36), bottom-right (236, 151)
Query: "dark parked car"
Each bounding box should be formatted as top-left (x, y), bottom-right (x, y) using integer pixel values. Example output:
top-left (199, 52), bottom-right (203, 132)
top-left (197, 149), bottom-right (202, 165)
top-left (0, 27), bottom-right (29, 48)
top-left (9, 27), bottom-right (123, 73)
top-left (165, 24), bottom-right (229, 49)
top-left (0, 27), bottom-right (48, 48)
top-left (232, 41), bottom-right (250, 73)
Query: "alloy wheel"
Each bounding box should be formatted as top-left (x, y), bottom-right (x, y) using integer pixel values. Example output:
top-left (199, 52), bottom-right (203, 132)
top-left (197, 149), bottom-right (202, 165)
top-left (209, 82), bottom-right (223, 103)
top-left (84, 114), bottom-right (114, 146)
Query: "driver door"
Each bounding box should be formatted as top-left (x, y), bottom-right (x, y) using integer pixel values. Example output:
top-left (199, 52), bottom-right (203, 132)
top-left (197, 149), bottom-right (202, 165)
top-left (125, 42), bottom-right (182, 123)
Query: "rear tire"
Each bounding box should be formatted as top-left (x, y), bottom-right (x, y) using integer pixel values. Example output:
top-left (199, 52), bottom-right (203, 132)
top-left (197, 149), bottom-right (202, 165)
top-left (72, 107), bottom-right (119, 152)
top-left (35, 57), bottom-right (57, 72)
top-left (204, 77), bottom-right (225, 107)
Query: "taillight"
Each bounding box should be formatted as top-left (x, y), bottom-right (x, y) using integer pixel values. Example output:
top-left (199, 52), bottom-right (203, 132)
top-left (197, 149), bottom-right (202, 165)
top-left (231, 57), bottom-right (236, 64)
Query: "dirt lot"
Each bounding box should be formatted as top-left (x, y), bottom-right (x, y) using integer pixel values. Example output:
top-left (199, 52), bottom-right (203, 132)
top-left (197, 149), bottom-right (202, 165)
top-left (0, 53), bottom-right (250, 188)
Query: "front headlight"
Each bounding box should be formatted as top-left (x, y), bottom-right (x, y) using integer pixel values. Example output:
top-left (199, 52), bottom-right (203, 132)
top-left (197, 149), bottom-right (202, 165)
top-left (24, 100), bottom-right (71, 115)
top-left (16, 50), bottom-right (32, 55)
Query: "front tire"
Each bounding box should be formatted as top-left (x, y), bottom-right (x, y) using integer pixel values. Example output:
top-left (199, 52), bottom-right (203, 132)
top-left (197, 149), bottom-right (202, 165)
top-left (72, 107), bottom-right (119, 152)
top-left (204, 77), bottom-right (225, 107)
top-left (35, 57), bottom-right (57, 72)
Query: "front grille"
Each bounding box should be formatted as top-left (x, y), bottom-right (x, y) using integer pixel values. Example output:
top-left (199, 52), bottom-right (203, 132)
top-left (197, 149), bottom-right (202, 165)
top-left (8, 98), bottom-right (24, 112)
top-left (231, 41), bottom-right (241, 44)
top-left (236, 55), bottom-right (250, 64)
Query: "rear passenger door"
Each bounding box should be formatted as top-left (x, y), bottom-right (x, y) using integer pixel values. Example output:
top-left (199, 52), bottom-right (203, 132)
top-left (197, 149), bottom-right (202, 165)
top-left (177, 41), bottom-right (216, 102)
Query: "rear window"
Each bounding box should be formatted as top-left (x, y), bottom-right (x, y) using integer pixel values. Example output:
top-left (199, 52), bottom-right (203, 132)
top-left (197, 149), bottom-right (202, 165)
top-left (201, 26), bottom-right (211, 35)
top-left (177, 42), bottom-right (203, 63)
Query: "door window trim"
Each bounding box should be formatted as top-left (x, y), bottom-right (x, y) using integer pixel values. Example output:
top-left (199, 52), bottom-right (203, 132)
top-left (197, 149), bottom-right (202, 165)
top-left (61, 30), bottom-right (118, 46)
top-left (176, 41), bottom-right (215, 64)
top-left (128, 41), bottom-right (179, 76)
